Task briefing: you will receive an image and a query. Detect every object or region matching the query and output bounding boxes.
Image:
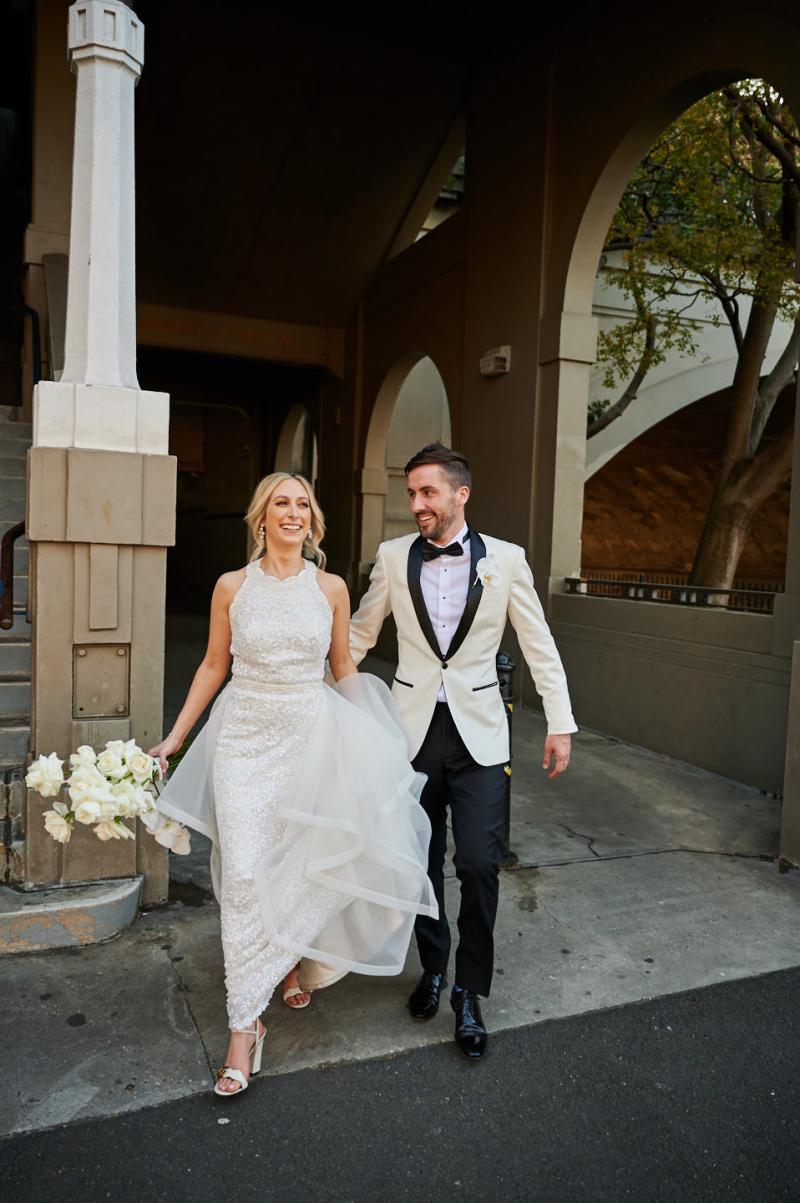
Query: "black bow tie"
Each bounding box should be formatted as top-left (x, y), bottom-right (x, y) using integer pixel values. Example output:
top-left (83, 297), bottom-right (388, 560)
top-left (420, 541), bottom-right (465, 562)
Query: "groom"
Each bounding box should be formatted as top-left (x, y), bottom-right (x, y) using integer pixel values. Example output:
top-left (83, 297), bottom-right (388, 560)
top-left (349, 442), bottom-right (577, 1059)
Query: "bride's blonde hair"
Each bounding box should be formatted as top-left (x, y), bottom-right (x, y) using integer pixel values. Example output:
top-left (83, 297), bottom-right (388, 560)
top-left (245, 472), bottom-right (327, 569)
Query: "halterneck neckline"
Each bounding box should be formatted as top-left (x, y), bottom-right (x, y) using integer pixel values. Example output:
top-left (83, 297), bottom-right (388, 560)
top-left (253, 558), bottom-right (313, 583)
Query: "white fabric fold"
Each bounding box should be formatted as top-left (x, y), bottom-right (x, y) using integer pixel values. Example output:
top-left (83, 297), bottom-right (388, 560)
top-left (156, 672), bottom-right (437, 984)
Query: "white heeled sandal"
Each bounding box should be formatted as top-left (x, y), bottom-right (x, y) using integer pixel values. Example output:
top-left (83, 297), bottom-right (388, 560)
top-left (283, 983), bottom-right (311, 1009)
top-left (213, 1023), bottom-right (265, 1097)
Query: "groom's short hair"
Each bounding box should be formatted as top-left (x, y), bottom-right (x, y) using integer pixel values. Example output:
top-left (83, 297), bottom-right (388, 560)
top-left (404, 442), bottom-right (471, 490)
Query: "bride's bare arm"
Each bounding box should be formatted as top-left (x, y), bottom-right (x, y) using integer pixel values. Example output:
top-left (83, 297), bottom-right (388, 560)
top-left (148, 570), bottom-right (243, 771)
top-left (319, 572), bottom-right (358, 682)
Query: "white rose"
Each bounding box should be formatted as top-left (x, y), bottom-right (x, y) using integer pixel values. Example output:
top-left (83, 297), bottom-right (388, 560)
top-left (475, 555), bottom-right (503, 589)
top-left (43, 801), bottom-right (73, 844)
top-left (112, 779), bottom-right (150, 818)
top-left (170, 825), bottom-right (191, 855)
top-left (123, 738), bottom-right (142, 761)
top-left (69, 745), bottom-right (97, 770)
top-left (72, 797), bottom-right (104, 825)
top-left (94, 818), bottom-right (132, 841)
top-left (25, 753), bottom-right (65, 798)
top-left (68, 774), bottom-right (116, 813)
top-left (105, 740), bottom-right (126, 756)
top-left (127, 751), bottom-right (155, 785)
top-left (68, 765), bottom-right (107, 800)
top-left (96, 747), bottom-right (126, 780)
top-left (145, 812), bottom-right (191, 855)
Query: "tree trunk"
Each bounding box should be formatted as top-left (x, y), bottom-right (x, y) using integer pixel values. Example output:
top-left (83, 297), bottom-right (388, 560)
top-left (689, 419), bottom-right (794, 591)
top-left (688, 483), bottom-right (760, 592)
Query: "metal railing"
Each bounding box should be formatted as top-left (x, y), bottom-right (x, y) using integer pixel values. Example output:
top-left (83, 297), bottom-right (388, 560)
top-left (565, 572), bottom-right (781, 613)
top-left (0, 522), bottom-right (25, 630)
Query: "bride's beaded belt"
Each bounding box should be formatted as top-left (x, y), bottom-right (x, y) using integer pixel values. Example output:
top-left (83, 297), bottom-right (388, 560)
top-left (230, 674), bottom-right (323, 693)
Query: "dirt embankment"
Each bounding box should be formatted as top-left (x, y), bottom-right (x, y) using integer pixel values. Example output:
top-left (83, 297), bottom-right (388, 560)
top-left (581, 387), bottom-right (792, 579)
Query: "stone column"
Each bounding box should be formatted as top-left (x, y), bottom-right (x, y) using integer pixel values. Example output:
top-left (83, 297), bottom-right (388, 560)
top-left (532, 311), bottom-right (598, 595)
top-left (780, 642), bottom-right (800, 869)
top-left (25, 1), bottom-right (176, 904)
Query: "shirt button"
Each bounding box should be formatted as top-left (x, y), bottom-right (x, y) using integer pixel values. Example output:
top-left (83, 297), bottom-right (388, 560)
top-left (442, 662), bottom-right (448, 669)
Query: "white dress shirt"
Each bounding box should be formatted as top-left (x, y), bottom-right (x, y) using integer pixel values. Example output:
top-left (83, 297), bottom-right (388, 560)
top-left (420, 524), bottom-right (470, 701)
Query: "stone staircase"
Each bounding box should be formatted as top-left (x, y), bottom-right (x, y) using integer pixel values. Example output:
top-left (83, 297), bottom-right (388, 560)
top-left (0, 405), bottom-right (30, 885)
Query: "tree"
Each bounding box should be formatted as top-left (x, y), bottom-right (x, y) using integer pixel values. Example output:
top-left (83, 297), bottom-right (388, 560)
top-left (588, 82), bottom-right (800, 590)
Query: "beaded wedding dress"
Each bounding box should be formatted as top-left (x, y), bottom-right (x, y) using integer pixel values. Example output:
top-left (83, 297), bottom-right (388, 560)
top-left (157, 558), bottom-right (437, 1029)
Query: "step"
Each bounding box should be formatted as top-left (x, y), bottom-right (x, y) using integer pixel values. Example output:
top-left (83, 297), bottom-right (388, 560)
top-left (0, 477), bottom-right (26, 502)
top-left (0, 642), bottom-right (31, 672)
top-left (0, 420), bottom-right (32, 440)
top-left (0, 877), bottom-right (143, 954)
top-left (2, 575), bottom-right (29, 608)
top-left (0, 521), bottom-right (27, 543)
top-left (0, 719), bottom-right (29, 762)
top-left (0, 501), bottom-right (25, 523)
top-left (0, 680), bottom-right (31, 715)
top-left (0, 441), bottom-right (28, 460)
top-left (0, 405), bottom-right (29, 424)
top-left (0, 620), bottom-right (31, 649)
top-left (0, 432), bottom-right (32, 450)
top-left (0, 458), bottom-right (25, 477)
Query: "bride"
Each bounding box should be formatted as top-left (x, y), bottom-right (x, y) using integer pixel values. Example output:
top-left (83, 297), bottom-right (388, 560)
top-left (150, 472), bottom-right (437, 1097)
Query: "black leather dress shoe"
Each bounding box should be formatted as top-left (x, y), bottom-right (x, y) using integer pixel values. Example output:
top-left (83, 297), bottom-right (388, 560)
top-left (451, 989), bottom-right (488, 1059)
top-left (408, 972), bottom-right (447, 1020)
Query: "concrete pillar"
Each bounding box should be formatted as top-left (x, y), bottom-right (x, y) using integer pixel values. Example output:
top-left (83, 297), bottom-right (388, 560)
top-left (533, 311), bottom-right (598, 594)
top-left (780, 642), bottom-right (800, 870)
top-left (25, 1), bottom-right (176, 905)
top-left (22, 0), bottom-right (76, 409)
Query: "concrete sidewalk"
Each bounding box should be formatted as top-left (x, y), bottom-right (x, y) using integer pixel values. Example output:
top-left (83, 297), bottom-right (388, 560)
top-left (3, 669), bottom-right (799, 1138)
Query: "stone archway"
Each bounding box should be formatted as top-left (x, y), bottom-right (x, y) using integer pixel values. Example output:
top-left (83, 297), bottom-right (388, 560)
top-left (537, 27), bottom-right (800, 599)
top-left (274, 403), bottom-right (318, 486)
top-left (359, 353), bottom-right (450, 573)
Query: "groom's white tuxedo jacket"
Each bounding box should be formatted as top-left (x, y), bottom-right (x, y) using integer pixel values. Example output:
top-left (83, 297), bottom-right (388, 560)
top-left (350, 529), bottom-right (577, 766)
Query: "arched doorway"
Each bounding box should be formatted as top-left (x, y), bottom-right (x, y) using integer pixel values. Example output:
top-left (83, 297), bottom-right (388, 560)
top-left (360, 354), bottom-right (450, 573)
top-left (384, 357), bottom-right (451, 540)
top-left (274, 403), bottom-right (318, 487)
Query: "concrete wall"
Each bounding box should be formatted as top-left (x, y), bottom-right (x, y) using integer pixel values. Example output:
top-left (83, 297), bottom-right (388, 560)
top-left (551, 594), bottom-right (791, 791)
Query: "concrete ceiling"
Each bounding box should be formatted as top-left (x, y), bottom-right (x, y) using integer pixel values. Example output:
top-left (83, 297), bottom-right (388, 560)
top-left (134, 4), bottom-right (476, 327)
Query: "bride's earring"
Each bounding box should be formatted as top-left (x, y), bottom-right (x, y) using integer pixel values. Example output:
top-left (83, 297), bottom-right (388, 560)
top-left (258, 524), bottom-right (266, 542)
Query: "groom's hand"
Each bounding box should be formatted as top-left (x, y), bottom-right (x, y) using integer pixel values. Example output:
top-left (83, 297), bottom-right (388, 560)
top-left (543, 734), bottom-right (571, 779)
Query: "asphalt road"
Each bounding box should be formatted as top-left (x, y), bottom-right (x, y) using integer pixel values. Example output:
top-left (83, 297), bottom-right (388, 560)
top-left (4, 969), bottom-right (800, 1202)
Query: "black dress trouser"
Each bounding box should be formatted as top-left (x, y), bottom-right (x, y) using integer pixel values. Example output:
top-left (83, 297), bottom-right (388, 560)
top-left (411, 702), bottom-right (508, 997)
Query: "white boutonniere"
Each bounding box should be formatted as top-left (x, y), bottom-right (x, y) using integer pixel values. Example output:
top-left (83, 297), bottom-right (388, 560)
top-left (474, 555), bottom-right (502, 588)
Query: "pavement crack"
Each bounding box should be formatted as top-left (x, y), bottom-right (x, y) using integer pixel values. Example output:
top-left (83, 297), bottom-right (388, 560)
top-left (511, 846), bottom-right (776, 871)
top-left (163, 946), bottom-right (215, 1077)
top-left (559, 824), bottom-right (601, 858)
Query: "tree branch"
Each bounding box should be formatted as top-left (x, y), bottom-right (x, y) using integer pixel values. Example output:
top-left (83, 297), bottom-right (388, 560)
top-left (698, 269), bottom-right (744, 351)
top-left (736, 104), bottom-right (800, 190)
top-left (748, 318), bottom-right (800, 454)
top-left (587, 316), bottom-right (657, 438)
top-left (754, 94), bottom-right (800, 151)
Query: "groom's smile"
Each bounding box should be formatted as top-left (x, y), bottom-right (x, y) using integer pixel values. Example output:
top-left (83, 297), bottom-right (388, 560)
top-left (407, 464), bottom-right (470, 546)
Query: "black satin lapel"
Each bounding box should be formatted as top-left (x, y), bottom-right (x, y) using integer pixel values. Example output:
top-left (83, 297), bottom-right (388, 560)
top-left (407, 536), bottom-right (444, 661)
top-left (444, 529), bottom-right (486, 662)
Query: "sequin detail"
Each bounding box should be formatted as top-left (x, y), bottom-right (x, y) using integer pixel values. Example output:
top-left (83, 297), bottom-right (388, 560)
top-left (214, 559), bottom-right (337, 1029)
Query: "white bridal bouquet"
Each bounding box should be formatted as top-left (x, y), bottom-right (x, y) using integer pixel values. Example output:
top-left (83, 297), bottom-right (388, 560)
top-left (26, 740), bottom-right (190, 854)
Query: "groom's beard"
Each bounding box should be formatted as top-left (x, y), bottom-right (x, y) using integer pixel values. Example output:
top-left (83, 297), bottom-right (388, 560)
top-left (415, 507), bottom-right (458, 543)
